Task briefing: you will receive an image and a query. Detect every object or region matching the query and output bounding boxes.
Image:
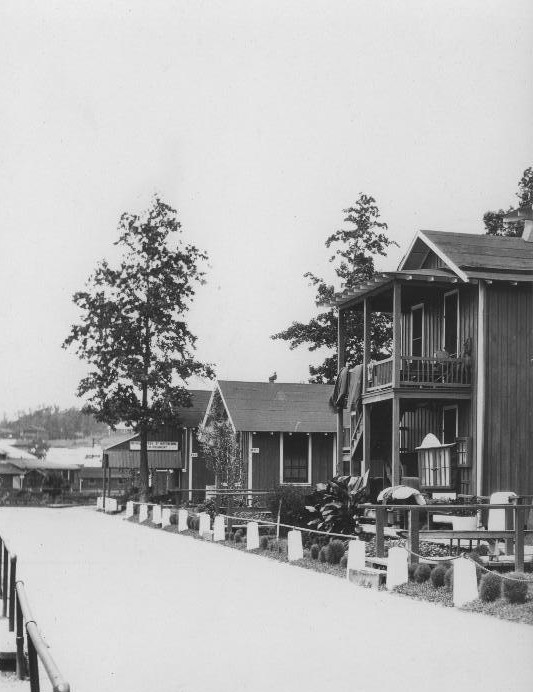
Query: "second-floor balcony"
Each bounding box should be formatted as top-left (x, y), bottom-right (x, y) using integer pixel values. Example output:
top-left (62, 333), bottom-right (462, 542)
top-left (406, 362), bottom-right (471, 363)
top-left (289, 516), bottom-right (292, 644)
top-left (368, 354), bottom-right (472, 391)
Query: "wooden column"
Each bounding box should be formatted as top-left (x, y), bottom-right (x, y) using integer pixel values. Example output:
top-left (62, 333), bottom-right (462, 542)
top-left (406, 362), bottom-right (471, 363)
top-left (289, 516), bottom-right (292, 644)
top-left (391, 396), bottom-right (401, 485)
top-left (514, 506), bottom-right (525, 572)
top-left (408, 508), bottom-right (420, 565)
top-left (362, 299), bottom-right (369, 394)
top-left (362, 403), bottom-right (371, 475)
top-left (475, 281), bottom-right (487, 496)
top-left (336, 308), bottom-right (346, 475)
top-left (392, 282), bottom-right (401, 387)
top-left (375, 507), bottom-right (385, 558)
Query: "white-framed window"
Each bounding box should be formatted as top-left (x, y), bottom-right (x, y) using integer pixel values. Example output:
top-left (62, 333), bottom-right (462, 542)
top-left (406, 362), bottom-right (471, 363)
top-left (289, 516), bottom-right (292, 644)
top-left (410, 304), bottom-right (424, 357)
top-left (280, 432), bottom-right (311, 485)
top-left (442, 405), bottom-right (458, 444)
top-left (443, 290), bottom-right (459, 356)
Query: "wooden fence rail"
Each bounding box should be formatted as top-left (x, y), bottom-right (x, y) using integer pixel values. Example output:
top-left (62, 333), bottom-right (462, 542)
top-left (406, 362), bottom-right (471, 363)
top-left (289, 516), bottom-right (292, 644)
top-left (0, 534), bottom-right (70, 691)
top-left (360, 503), bottom-right (533, 571)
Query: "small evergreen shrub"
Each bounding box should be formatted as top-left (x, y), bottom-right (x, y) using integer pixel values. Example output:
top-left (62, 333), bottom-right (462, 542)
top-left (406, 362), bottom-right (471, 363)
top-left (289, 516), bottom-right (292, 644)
top-left (310, 544), bottom-right (320, 560)
top-left (186, 515), bottom-right (193, 529)
top-left (479, 571), bottom-right (502, 602)
top-left (169, 513), bottom-right (178, 525)
top-left (260, 536), bottom-right (269, 550)
top-left (340, 555), bottom-right (348, 569)
top-left (227, 531), bottom-right (234, 541)
top-left (444, 565), bottom-right (454, 589)
top-left (476, 544), bottom-right (489, 556)
top-left (408, 563), bottom-right (418, 581)
top-left (502, 573), bottom-right (529, 604)
top-left (430, 565), bottom-right (447, 588)
top-left (192, 516), bottom-right (200, 531)
top-left (318, 547), bottom-right (328, 563)
top-left (234, 529), bottom-right (243, 544)
top-left (327, 540), bottom-right (345, 565)
top-left (414, 564), bottom-right (432, 583)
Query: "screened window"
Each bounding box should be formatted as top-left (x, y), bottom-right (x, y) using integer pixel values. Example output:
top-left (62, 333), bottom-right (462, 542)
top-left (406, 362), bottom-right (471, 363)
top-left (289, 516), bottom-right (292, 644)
top-left (444, 291), bottom-right (459, 355)
top-left (282, 433), bottom-right (309, 483)
top-left (411, 305), bottom-right (423, 357)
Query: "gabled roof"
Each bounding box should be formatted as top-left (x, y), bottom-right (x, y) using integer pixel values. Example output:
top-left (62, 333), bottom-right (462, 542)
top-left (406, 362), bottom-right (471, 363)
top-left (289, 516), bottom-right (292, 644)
top-left (400, 230), bottom-right (533, 281)
top-left (175, 390), bottom-right (212, 428)
top-left (215, 381), bottom-right (339, 433)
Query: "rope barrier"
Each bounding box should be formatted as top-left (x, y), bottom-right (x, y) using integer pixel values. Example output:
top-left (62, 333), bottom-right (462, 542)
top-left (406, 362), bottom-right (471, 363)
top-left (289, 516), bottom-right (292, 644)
top-left (217, 512), bottom-right (363, 541)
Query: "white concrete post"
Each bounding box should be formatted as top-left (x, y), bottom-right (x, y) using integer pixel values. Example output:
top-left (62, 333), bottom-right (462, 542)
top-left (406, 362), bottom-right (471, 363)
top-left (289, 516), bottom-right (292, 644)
top-left (125, 501), bottom-right (134, 518)
top-left (152, 505), bottom-right (162, 525)
top-left (246, 522), bottom-right (260, 550)
top-left (287, 530), bottom-right (303, 561)
top-left (178, 509), bottom-right (189, 532)
top-left (347, 540), bottom-right (366, 573)
top-left (198, 512), bottom-right (211, 536)
top-left (161, 508), bottom-right (171, 528)
top-left (139, 504), bottom-right (148, 523)
top-left (453, 558), bottom-right (479, 607)
top-left (213, 515), bottom-right (225, 542)
top-left (386, 547), bottom-right (408, 590)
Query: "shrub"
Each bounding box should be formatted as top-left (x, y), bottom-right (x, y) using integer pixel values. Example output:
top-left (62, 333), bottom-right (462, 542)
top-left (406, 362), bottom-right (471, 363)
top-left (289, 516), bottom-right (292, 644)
top-left (310, 544), bottom-right (320, 560)
top-left (430, 565), bottom-right (447, 588)
top-left (186, 514), bottom-right (193, 529)
top-left (327, 540), bottom-right (345, 565)
top-left (476, 544), bottom-right (489, 556)
top-left (260, 536), bottom-right (269, 550)
top-left (169, 513), bottom-right (178, 525)
top-left (414, 564), bottom-right (432, 583)
top-left (502, 573), bottom-right (529, 604)
top-left (408, 563), bottom-right (418, 581)
top-left (266, 485), bottom-right (309, 531)
top-left (340, 555), bottom-right (348, 569)
top-left (479, 571), bottom-right (502, 602)
top-left (234, 529), bottom-right (243, 544)
top-left (191, 516), bottom-right (200, 531)
top-left (444, 565), bottom-right (454, 589)
top-left (227, 531), bottom-right (234, 541)
top-left (318, 547), bottom-right (328, 563)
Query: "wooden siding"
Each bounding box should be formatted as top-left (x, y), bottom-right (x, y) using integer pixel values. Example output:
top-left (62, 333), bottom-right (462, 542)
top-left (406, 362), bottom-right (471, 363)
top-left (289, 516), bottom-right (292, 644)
top-left (250, 432), bottom-right (280, 489)
top-left (484, 284), bottom-right (533, 495)
top-left (311, 433), bottom-right (334, 484)
top-left (106, 449), bottom-right (184, 469)
top-left (190, 431), bottom-right (214, 490)
top-left (421, 251), bottom-right (446, 269)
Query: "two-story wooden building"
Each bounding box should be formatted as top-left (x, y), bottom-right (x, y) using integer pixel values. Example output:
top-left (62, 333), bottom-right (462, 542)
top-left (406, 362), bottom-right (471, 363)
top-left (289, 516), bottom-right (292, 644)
top-left (333, 220), bottom-right (533, 497)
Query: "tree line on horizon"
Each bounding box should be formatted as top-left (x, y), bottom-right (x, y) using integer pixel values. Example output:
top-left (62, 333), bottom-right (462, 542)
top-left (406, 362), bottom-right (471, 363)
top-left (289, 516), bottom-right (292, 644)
top-left (1, 406), bottom-right (108, 440)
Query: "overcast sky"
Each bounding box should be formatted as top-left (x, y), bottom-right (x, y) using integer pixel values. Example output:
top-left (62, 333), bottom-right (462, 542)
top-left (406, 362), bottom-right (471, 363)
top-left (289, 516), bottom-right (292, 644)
top-left (1, 1), bottom-right (532, 417)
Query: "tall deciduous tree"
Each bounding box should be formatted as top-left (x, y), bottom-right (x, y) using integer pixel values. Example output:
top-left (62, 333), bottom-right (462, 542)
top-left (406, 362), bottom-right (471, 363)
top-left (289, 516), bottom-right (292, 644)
top-left (63, 195), bottom-right (213, 500)
top-left (272, 194), bottom-right (397, 383)
top-left (483, 166), bottom-right (533, 237)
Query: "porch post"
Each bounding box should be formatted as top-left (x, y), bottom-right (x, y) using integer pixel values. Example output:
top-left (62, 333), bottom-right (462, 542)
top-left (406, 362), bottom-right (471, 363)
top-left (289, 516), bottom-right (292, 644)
top-left (336, 308), bottom-right (346, 475)
top-left (475, 280), bottom-right (487, 496)
top-left (362, 403), bottom-right (371, 475)
top-left (363, 298), bottom-right (369, 394)
top-left (392, 281), bottom-right (401, 387)
top-left (391, 396), bottom-right (401, 485)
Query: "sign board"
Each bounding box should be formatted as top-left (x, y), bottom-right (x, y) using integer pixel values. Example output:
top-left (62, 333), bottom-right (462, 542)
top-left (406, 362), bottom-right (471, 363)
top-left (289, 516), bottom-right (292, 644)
top-left (191, 452), bottom-right (198, 458)
top-left (251, 448), bottom-right (259, 454)
top-left (130, 441), bottom-right (179, 452)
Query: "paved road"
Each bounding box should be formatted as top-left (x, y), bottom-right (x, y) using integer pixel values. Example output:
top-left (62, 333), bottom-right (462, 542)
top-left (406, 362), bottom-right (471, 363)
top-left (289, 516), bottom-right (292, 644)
top-left (1, 507), bottom-right (532, 692)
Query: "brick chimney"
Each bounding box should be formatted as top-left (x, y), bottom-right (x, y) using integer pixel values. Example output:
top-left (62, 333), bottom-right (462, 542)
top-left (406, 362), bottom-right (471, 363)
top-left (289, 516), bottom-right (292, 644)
top-left (504, 205), bottom-right (533, 241)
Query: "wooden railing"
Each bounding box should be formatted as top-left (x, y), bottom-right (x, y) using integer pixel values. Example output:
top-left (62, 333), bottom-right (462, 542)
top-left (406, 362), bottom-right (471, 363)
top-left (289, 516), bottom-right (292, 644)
top-left (361, 503), bottom-right (533, 571)
top-left (0, 534), bottom-right (70, 691)
top-left (367, 355), bottom-right (472, 390)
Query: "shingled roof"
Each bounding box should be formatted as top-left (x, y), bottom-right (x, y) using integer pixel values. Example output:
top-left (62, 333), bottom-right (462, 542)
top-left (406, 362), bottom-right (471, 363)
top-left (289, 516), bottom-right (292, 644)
top-left (402, 230), bottom-right (533, 281)
top-left (216, 381), bottom-right (338, 433)
top-left (175, 390), bottom-right (212, 428)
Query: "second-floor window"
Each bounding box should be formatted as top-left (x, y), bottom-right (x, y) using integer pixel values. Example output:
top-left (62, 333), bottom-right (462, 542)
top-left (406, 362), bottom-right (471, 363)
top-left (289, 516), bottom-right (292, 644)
top-left (444, 290), bottom-right (459, 356)
top-left (411, 304), bottom-right (424, 357)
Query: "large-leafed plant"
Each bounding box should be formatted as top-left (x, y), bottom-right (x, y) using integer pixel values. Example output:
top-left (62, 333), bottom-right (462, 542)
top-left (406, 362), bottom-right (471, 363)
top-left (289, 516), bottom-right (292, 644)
top-left (305, 473), bottom-right (369, 535)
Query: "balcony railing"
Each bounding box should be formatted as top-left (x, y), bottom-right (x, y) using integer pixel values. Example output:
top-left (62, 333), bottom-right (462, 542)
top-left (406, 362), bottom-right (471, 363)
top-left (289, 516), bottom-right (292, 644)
top-left (367, 354), bottom-right (472, 390)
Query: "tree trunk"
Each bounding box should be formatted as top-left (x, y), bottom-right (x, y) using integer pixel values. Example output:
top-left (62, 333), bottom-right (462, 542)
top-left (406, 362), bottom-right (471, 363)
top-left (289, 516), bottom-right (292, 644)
top-left (139, 422), bottom-right (149, 502)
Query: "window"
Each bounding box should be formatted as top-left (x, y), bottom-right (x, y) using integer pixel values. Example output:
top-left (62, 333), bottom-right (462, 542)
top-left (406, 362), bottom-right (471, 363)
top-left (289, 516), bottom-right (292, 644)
top-left (442, 405), bottom-right (458, 444)
top-left (411, 304), bottom-right (424, 357)
top-left (282, 433), bottom-right (309, 484)
top-left (443, 291), bottom-right (459, 356)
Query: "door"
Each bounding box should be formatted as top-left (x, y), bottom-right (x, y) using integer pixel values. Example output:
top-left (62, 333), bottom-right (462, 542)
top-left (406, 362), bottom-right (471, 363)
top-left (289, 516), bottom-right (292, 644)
top-left (442, 406), bottom-right (458, 444)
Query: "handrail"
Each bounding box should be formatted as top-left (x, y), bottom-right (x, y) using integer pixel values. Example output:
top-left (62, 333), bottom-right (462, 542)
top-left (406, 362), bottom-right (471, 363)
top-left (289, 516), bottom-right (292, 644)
top-left (0, 533), bottom-right (71, 691)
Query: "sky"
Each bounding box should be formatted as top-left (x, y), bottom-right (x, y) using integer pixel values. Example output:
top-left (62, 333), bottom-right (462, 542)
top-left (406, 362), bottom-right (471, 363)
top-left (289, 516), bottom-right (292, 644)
top-left (1, 0), bottom-right (532, 417)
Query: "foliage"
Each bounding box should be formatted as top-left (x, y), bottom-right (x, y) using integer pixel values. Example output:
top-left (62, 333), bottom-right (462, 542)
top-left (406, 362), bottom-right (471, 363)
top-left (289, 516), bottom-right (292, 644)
top-left (260, 536), bottom-right (269, 550)
top-left (2, 405), bottom-right (107, 440)
top-left (502, 573), bottom-right (529, 604)
top-left (483, 166), bottom-right (533, 237)
top-left (234, 529), bottom-right (243, 544)
top-left (266, 485), bottom-right (309, 530)
top-left (186, 514), bottom-right (194, 529)
top-left (310, 544), bottom-right (320, 560)
top-left (197, 498), bottom-right (217, 522)
top-left (430, 565), bottom-right (447, 588)
top-left (169, 512), bottom-right (178, 526)
top-left (340, 555), bottom-right (348, 570)
top-left (414, 564), bottom-right (432, 583)
top-left (444, 566), bottom-right (454, 589)
top-left (63, 195), bottom-right (213, 500)
top-left (197, 422), bottom-right (246, 491)
top-left (408, 563), bottom-right (418, 581)
top-left (318, 546), bottom-right (328, 563)
top-left (272, 194), bottom-right (398, 382)
top-left (479, 572), bottom-right (502, 603)
top-left (306, 475), bottom-right (368, 535)
top-left (326, 539), bottom-right (345, 565)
